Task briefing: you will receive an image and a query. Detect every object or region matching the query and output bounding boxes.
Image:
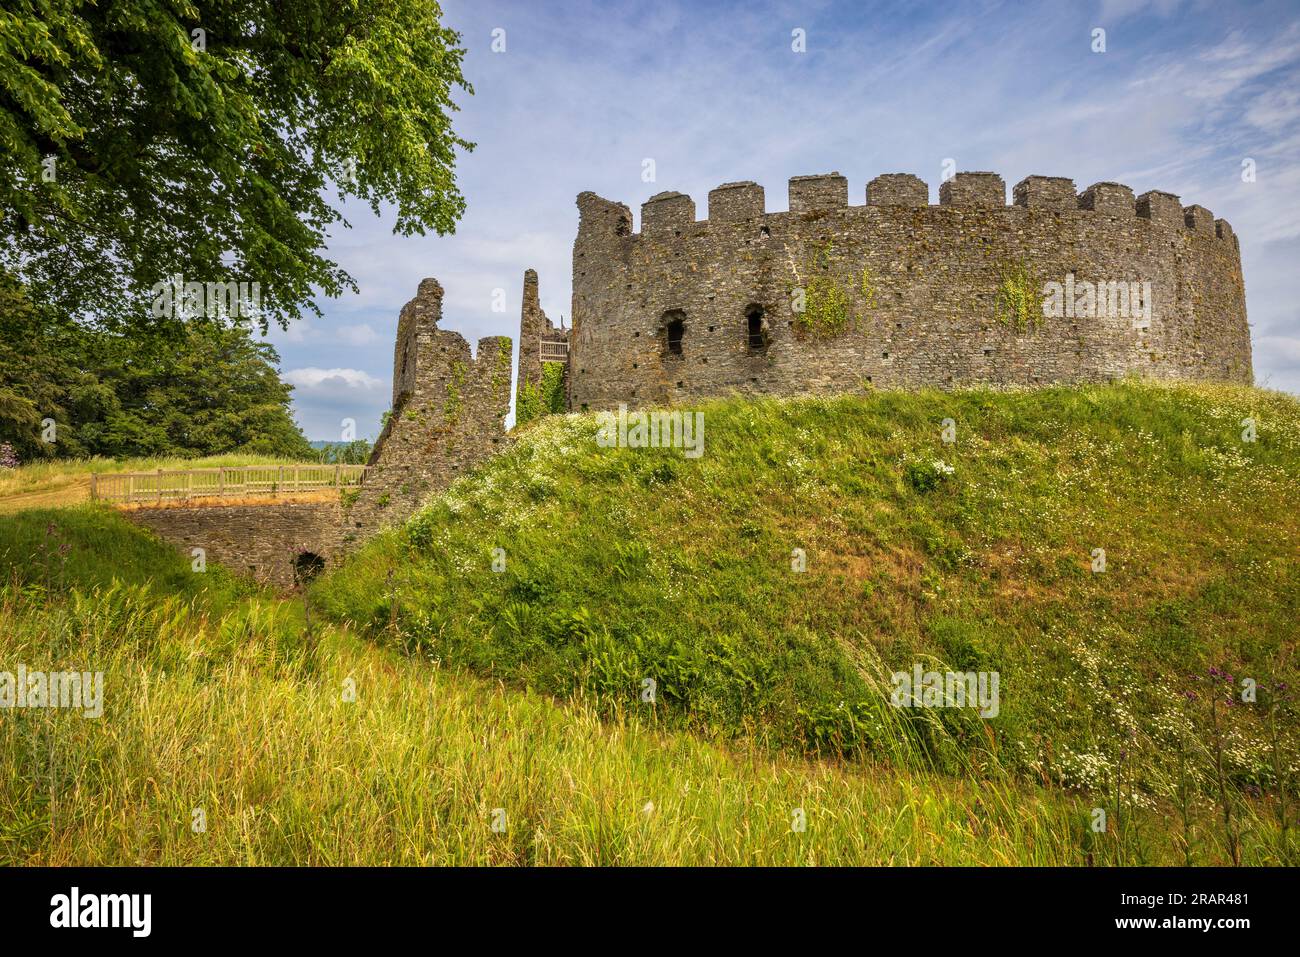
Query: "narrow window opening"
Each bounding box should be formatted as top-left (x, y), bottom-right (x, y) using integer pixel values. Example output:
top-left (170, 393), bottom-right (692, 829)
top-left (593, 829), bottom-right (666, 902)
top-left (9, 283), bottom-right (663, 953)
top-left (662, 310), bottom-right (686, 357)
top-left (746, 305), bottom-right (767, 349)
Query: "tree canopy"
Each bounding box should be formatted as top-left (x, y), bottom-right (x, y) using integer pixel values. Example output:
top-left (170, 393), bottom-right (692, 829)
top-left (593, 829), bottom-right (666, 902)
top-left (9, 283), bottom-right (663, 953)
top-left (0, 0), bottom-right (473, 331)
top-left (1, 274), bottom-right (315, 460)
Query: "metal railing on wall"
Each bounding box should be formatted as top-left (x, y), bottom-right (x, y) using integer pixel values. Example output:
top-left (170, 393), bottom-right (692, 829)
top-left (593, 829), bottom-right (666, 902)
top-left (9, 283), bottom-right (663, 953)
top-left (89, 464), bottom-right (367, 504)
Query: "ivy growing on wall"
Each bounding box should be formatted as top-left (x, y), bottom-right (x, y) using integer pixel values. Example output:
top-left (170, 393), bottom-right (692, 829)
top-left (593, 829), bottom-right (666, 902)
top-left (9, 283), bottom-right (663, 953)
top-left (443, 360), bottom-right (467, 425)
top-left (516, 362), bottom-right (566, 427)
top-left (492, 339), bottom-right (512, 398)
top-left (789, 240), bottom-right (874, 339)
top-left (993, 258), bottom-right (1043, 332)
top-left (859, 263), bottom-right (879, 310)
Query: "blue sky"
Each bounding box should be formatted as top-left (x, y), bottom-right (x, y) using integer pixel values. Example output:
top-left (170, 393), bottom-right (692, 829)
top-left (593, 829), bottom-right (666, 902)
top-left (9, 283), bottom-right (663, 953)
top-left (265, 0), bottom-right (1300, 441)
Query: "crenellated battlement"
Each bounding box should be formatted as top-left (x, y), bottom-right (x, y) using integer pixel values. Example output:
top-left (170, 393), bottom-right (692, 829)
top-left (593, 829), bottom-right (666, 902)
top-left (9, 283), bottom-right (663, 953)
top-left (708, 181), bottom-right (765, 222)
top-left (1012, 175), bottom-right (1076, 211)
top-left (641, 190), bottom-right (696, 238)
top-left (939, 171), bottom-right (1005, 207)
top-left (866, 173), bottom-right (928, 206)
top-left (788, 172), bottom-right (849, 213)
top-left (568, 167), bottom-right (1251, 411)
top-left (1079, 182), bottom-right (1135, 217)
top-left (1137, 190), bottom-right (1183, 228)
top-left (572, 171), bottom-right (1239, 244)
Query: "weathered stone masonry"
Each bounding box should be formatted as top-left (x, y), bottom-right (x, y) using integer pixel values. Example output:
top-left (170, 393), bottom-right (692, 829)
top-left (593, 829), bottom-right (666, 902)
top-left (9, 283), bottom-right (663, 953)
top-left (567, 171), bottom-right (1252, 411)
top-left (125, 278), bottom-right (518, 581)
top-left (125, 501), bottom-right (344, 588)
top-left (346, 277), bottom-right (513, 539)
top-left (516, 268), bottom-right (569, 411)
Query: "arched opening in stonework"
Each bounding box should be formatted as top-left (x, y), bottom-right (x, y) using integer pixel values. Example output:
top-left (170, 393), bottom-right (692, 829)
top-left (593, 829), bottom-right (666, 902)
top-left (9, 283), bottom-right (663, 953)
top-left (745, 305), bottom-right (767, 349)
top-left (293, 551), bottom-right (326, 585)
top-left (662, 310), bottom-right (685, 357)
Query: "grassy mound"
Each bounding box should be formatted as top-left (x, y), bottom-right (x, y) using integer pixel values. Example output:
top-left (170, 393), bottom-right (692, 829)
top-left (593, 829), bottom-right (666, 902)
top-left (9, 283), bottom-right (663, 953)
top-left (0, 504), bottom-right (260, 602)
top-left (315, 381), bottom-right (1300, 814)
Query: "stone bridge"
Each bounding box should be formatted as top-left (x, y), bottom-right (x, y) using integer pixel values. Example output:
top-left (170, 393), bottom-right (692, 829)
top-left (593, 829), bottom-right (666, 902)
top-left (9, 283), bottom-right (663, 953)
top-left (124, 499), bottom-right (346, 588)
top-left (97, 465), bottom-right (365, 587)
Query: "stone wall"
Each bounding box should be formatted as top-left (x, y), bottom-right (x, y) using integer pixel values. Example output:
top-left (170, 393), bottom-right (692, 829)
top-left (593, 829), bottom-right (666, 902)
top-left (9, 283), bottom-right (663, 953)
top-left (124, 501), bottom-right (344, 588)
top-left (345, 278), bottom-right (513, 545)
top-left (515, 268), bottom-right (568, 411)
top-left (568, 170), bottom-right (1252, 411)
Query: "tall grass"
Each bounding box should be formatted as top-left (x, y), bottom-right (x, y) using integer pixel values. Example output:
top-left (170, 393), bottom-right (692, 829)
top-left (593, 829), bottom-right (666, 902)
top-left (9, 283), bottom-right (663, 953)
top-left (0, 452), bottom-right (308, 498)
top-left (1, 580), bottom-right (1289, 865)
top-left (1, 455), bottom-right (352, 514)
top-left (2, 381), bottom-right (1297, 865)
top-left (0, 505), bottom-right (256, 603)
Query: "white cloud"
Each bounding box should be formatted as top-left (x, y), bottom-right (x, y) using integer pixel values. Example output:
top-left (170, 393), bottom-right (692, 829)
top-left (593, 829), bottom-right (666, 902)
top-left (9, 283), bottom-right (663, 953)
top-left (276, 316), bottom-right (316, 344)
top-left (282, 367), bottom-right (384, 390)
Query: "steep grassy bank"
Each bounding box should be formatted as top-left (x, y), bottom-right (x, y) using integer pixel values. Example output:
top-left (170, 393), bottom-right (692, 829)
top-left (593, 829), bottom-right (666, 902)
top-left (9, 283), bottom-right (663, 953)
top-left (0, 509), bottom-right (1290, 864)
top-left (0, 505), bottom-right (257, 602)
top-left (315, 382), bottom-right (1300, 825)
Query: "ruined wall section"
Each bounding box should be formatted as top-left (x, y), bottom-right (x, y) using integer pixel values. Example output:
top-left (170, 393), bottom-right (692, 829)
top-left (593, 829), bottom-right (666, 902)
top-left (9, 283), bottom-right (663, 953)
top-left (568, 172), bottom-right (1251, 411)
top-left (515, 268), bottom-right (568, 411)
top-left (347, 278), bottom-right (512, 545)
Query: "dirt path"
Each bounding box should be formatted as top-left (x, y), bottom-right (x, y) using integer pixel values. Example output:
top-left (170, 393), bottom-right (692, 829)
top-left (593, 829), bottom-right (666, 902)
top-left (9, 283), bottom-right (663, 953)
top-left (0, 478), bottom-right (91, 513)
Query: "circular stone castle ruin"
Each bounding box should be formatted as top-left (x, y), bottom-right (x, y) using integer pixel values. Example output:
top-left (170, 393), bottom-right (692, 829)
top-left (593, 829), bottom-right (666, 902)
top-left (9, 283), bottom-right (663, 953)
top-left (361, 168), bottom-right (1254, 538)
top-left (562, 170), bottom-right (1252, 411)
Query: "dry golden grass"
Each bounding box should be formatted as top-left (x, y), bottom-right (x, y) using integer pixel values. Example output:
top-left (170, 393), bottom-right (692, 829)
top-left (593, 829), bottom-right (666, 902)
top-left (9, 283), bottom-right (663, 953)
top-left (3, 580), bottom-right (1286, 866)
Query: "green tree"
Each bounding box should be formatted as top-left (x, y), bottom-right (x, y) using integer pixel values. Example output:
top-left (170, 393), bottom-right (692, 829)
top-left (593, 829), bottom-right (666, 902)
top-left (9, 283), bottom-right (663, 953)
top-left (0, 272), bottom-right (86, 458)
top-left (0, 0), bottom-right (473, 331)
top-left (1, 273), bottom-right (314, 459)
top-left (314, 439), bottom-right (372, 464)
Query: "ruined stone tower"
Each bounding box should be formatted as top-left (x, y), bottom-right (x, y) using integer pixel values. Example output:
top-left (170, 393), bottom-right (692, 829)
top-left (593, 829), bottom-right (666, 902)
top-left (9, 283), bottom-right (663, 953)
top-left (345, 278), bottom-right (513, 541)
top-left (344, 166), bottom-right (1253, 547)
